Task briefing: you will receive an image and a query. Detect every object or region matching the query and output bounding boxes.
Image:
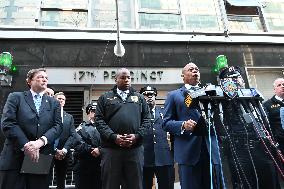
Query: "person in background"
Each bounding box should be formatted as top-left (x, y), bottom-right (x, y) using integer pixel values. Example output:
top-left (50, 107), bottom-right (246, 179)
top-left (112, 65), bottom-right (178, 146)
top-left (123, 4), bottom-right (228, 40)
top-left (95, 68), bottom-right (151, 189)
top-left (163, 63), bottom-right (221, 189)
top-left (280, 107), bottom-right (284, 129)
top-left (0, 68), bottom-right (62, 189)
top-left (219, 66), bottom-right (280, 189)
top-left (53, 92), bottom-right (76, 189)
top-left (263, 78), bottom-right (284, 154)
top-left (73, 102), bottom-right (102, 189)
top-left (45, 87), bottom-right (55, 97)
top-left (140, 86), bottom-right (174, 189)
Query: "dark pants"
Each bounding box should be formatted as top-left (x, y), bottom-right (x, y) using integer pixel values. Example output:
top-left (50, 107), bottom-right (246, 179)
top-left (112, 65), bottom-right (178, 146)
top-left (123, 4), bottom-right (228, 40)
top-left (74, 157), bottom-right (101, 189)
top-left (0, 170), bottom-right (50, 189)
top-left (100, 146), bottom-right (143, 189)
top-left (227, 138), bottom-right (281, 189)
top-left (143, 165), bottom-right (174, 189)
top-left (178, 140), bottom-right (222, 189)
top-left (54, 155), bottom-right (71, 189)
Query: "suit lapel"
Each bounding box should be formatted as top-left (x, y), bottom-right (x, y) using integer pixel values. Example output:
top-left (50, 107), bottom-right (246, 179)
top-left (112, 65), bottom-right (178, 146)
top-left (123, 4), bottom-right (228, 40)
top-left (153, 108), bottom-right (160, 123)
top-left (24, 91), bottom-right (38, 114)
top-left (39, 95), bottom-right (51, 116)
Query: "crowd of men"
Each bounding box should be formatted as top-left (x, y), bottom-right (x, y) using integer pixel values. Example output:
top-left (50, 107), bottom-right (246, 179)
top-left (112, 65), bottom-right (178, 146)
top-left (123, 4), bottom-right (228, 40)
top-left (0, 65), bottom-right (284, 189)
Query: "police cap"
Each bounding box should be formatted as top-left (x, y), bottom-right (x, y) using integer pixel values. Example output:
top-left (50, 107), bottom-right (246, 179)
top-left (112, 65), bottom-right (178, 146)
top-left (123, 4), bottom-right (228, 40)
top-left (219, 66), bottom-right (242, 79)
top-left (140, 86), bottom-right (157, 96)
top-left (86, 102), bottom-right (97, 114)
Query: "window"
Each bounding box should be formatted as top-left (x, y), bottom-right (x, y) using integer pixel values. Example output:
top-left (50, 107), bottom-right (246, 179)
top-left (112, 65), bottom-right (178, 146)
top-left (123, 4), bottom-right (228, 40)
top-left (0, 0), bottom-right (38, 26)
top-left (262, 0), bottom-right (284, 31)
top-left (138, 0), bottom-right (182, 30)
top-left (40, 0), bottom-right (88, 28)
top-left (180, 0), bottom-right (222, 31)
top-left (225, 0), bottom-right (265, 32)
top-left (90, 0), bottom-right (134, 29)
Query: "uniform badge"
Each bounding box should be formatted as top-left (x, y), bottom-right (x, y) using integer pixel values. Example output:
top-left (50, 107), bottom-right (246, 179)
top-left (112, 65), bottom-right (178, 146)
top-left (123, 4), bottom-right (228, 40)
top-left (220, 78), bottom-right (238, 99)
top-left (130, 96), bottom-right (139, 103)
top-left (184, 94), bottom-right (192, 107)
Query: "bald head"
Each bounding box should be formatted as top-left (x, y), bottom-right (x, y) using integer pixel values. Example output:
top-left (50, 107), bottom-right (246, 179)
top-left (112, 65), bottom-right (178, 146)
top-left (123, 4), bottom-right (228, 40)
top-left (273, 78), bottom-right (284, 98)
top-left (115, 68), bottom-right (131, 91)
top-left (181, 63), bottom-right (200, 85)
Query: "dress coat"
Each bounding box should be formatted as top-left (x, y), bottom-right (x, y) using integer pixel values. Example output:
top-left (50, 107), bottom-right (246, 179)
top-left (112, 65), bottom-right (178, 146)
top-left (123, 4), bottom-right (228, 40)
top-left (143, 106), bottom-right (173, 167)
top-left (55, 111), bottom-right (76, 151)
top-left (0, 91), bottom-right (63, 171)
top-left (162, 86), bottom-right (220, 166)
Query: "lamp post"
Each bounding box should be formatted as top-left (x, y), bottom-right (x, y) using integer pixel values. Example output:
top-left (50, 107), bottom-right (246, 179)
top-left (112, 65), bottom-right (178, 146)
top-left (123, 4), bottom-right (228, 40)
top-left (114, 0), bottom-right (125, 57)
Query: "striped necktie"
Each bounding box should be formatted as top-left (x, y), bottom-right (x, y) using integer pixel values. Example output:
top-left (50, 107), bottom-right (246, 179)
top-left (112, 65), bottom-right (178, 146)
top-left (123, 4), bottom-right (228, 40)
top-left (34, 94), bottom-right (42, 113)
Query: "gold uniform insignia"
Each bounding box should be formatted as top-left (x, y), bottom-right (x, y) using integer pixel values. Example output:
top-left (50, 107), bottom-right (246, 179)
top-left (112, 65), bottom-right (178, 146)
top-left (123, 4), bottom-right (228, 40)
top-left (184, 94), bottom-right (192, 107)
top-left (131, 96), bottom-right (139, 103)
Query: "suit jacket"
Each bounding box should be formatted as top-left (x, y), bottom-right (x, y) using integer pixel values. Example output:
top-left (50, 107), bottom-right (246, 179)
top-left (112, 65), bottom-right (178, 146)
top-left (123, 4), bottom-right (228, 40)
top-left (55, 111), bottom-right (76, 152)
top-left (0, 91), bottom-right (63, 170)
top-left (143, 106), bottom-right (173, 167)
top-left (162, 86), bottom-right (220, 165)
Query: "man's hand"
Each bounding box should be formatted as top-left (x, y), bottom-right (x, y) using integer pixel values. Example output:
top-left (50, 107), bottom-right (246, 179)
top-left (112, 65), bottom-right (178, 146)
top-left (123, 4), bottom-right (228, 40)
top-left (55, 149), bottom-right (66, 160)
top-left (24, 139), bottom-right (44, 162)
top-left (182, 119), bottom-right (197, 131)
top-left (91, 147), bottom-right (100, 157)
top-left (115, 134), bottom-right (128, 147)
top-left (123, 134), bottom-right (136, 148)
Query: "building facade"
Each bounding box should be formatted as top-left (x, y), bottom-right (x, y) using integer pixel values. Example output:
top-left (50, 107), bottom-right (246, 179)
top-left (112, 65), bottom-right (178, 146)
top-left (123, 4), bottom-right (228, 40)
top-left (0, 0), bottom-right (284, 143)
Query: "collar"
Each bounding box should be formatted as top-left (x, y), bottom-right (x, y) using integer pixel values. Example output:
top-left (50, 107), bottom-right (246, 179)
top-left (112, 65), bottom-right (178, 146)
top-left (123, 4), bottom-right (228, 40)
top-left (30, 89), bottom-right (44, 98)
top-left (117, 88), bottom-right (129, 95)
top-left (275, 95), bottom-right (284, 102)
top-left (184, 84), bottom-right (199, 90)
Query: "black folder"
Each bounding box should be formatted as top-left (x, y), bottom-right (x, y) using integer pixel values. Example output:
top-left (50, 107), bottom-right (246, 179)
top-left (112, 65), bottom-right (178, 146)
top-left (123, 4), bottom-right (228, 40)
top-left (20, 154), bottom-right (53, 174)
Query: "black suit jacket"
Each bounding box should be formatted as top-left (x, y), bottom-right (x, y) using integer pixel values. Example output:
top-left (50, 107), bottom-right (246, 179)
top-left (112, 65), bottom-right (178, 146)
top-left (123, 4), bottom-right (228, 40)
top-left (0, 91), bottom-right (63, 170)
top-left (56, 111), bottom-right (76, 151)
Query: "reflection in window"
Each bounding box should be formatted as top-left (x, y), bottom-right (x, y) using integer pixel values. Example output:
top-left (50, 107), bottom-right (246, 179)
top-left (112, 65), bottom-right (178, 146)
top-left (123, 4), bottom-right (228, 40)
top-left (263, 1), bottom-right (284, 31)
top-left (180, 0), bottom-right (222, 31)
top-left (41, 11), bottom-right (87, 27)
top-left (90, 0), bottom-right (134, 29)
top-left (139, 13), bottom-right (181, 30)
top-left (0, 0), bottom-right (38, 26)
top-left (40, 0), bottom-right (88, 28)
top-left (138, 0), bottom-right (181, 30)
top-left (225, 1), bottom-right (264, 32)
top-left (139, 0), bottom-right (179, 13)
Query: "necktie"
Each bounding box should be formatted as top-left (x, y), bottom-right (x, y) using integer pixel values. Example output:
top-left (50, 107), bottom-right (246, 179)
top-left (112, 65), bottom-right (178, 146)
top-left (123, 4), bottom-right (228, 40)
top-left (151, 110), bottom-right (155, 119)
top-left (34, 94), bottom-right (42, 113)
top-left (121, 91), bottom-right (127, 100)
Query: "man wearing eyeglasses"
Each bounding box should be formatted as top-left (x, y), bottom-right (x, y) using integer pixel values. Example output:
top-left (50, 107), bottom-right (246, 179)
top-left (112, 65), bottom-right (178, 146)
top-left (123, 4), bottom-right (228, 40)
top-left (140, 86), bottom-right (174, 189)
top-left (0, 68), bottom-right (62, 189)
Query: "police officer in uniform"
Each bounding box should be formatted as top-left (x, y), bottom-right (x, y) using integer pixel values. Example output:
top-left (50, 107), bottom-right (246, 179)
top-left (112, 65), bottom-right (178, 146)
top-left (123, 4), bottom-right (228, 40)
top-left (219, 66), bottom-right (280, 189)
top-left (140, 86), bottom-right (174, 189)
top-left (73, 102), bottom-right (101, 189)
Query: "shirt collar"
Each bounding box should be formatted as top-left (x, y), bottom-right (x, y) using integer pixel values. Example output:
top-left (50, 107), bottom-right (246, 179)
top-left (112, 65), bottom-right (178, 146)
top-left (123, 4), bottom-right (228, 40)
top-left (117, 88), bottom-right (129, 95)
top-left (275, 95), bottom-right (284, 102)
top-left (184, 84), bottom-right (199, 90)
top-left (30, 89), bottom-right (44, 98)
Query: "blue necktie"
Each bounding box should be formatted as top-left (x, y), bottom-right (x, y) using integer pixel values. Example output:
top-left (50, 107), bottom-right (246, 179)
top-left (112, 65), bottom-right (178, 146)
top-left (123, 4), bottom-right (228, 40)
top-left (34, 94), bottom-right (42, 113)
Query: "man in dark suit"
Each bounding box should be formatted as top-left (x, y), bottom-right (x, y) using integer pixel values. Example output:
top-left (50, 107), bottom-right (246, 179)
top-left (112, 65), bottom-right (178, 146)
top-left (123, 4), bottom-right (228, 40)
top-left (163, 63), bottom-right (221, 189)
top-left (53, 92), bottom-right (76, 189)
top-left (140, 86), bottom-right (174, 189)
top-left (0, 68), bottom-right (62, 189)
top-left (263, 78), bottom-right (284, 154)
top-left (95, 68), bottom-right (151, 189)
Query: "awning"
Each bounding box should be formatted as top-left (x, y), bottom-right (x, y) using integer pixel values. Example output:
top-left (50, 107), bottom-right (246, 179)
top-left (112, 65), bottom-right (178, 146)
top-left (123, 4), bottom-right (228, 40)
top-left (226, 0), bottom-right (261, 7)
